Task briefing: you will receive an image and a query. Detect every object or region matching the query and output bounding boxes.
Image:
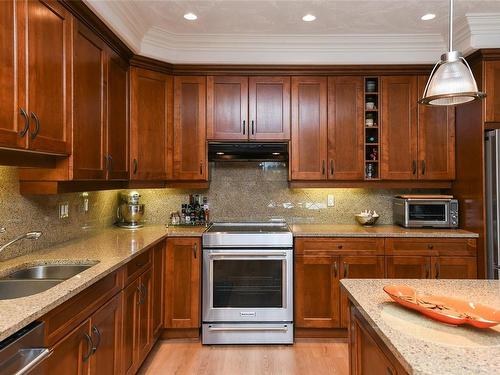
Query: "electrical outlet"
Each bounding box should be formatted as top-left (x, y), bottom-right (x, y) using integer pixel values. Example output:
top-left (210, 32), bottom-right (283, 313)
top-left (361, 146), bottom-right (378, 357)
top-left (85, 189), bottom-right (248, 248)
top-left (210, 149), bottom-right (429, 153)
top-left (59, 202), bottom-right (69, 219)
top-left (327, 195), bottom-right (335, 207)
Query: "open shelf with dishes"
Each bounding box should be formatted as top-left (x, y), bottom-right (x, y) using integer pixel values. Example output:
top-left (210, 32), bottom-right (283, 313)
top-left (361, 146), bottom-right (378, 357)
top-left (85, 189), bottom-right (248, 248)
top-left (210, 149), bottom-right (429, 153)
top-left (364, 77), bottom-right (380, 180)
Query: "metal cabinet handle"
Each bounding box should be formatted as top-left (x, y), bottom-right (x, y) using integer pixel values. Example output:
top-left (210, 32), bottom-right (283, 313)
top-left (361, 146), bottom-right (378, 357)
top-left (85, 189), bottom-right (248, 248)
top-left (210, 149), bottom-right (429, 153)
top-left (333, 261), bottom-right (338, 278)
top-left (91, 325), bottom-right (101, 354)
top-left (108, 155), bottom-right (113, 173)
top-left (421, 160), bottom-right (426, 175)
top-left (435, 262), bottom-right (440, 279)
top-left (83, 333), bottom-right (94, 362)
top-left (30, 112), bottom-right (40, 140)
top-left (343, 262), bottom-right (349, 278)
top-left (137, 284), bottom-right (142, 305)
top-left (386, 367), bottom-right (394, 375)
top-left (330, 160), bottom-right (334, 175)
top-left (412, 160), bottom-right (417, 175)
top-left (322, 160), bottom-right (326, 175)
top-left (19, 108), bottom-right (29, 137)
top-left (425, 263), bottom-right (430, 278)
top-left (133, 158), bottom-right (138, 175)
top-left (142, 284), bottom-right (147, 304)
top-left (251, 120), bottom-right (255, 135)
top-left (242, 120), bottom-right (246, 135)
top-left (193, 243), bottom-right (198, 259)
top-left (427, 244), bottom-right (434, 249)
top-left (200, 161), bottom-right (203, 175)
top-left (15, 348), bottom-right (51, 375)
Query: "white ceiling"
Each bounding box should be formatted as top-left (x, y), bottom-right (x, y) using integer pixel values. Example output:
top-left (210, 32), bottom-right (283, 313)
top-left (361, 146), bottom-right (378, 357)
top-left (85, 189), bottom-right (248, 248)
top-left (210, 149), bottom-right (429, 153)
top-left (84, 0), bottom-right (500, 64)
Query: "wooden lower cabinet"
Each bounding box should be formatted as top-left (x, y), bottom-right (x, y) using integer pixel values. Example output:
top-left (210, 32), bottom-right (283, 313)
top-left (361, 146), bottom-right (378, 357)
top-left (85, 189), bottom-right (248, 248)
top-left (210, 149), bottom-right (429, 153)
top-left (46, 319), bottom-right (91, 375)
top-left (385, 256), bottom-right (431, 279)
top-left (122, 268), bottom-right (154, 375)
top-left (164, 238), bottom-right (201, 333)
top-left (47, 293), bottom-right (122, 375)
top-left (152, 243), bottom-right (165, 338)
top-left (433, 256), bottom-right (477, 279)
top-left (386, 255), bottom-right (477, 279)
top-left (295, 254), bottom-right (340, 328)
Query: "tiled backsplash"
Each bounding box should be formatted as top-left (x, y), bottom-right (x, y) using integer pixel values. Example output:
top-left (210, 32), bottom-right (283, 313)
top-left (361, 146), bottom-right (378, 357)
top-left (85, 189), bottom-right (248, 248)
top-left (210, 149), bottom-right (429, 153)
top-left (0, 162), bottom-right (434, 259)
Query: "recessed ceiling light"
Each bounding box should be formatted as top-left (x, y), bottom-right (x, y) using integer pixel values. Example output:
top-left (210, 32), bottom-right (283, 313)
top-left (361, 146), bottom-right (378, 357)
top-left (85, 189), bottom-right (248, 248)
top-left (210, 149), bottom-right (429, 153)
top-left (302, 14), bottom-right (316, 22)
top-left (184, 12), bottom-right (198, 21)
top-left (421, 13), bottom-right (436, 21)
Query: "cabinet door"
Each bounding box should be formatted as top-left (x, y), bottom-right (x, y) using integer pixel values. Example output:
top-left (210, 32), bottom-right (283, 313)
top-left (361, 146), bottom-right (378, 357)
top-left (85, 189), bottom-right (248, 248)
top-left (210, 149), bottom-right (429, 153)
top-left (207, 76), bottom-right (248, 140)
top-left (248, 76), bottom-right (290, 140)
top-left (165, 238), bottom-right (201, 328)
top-left (433, 256), bottom-right (477, 279)
top-left (152, 243), bottom-right (165, 338)
top-left (327, 77), bottom-right (364, 180)
top-left (173, 76), bottom-right (207, 180)
top-left (89, 293), bottom-right (122, 375)
top-left (107, 50), bottom-right (129, 180)
top-left (485, 61), bottom-right (500, 123)
top-left (137, 269), bottom-right (154, 364)
top-left (0, 0), bottom-right (26, 149)
top-left (339, 256), bottom-right (384, 328)
top-left (380, 76), bottom-right (418, 180)
top-left (386, 256), bottom-right (431, 279)
top-left (295, 255), bottom-right (340, 328)
top-left (22, 0), bottom-right (71, 154)
top-left (130, 67), bottom-right (171, 180)
top-left (46, 319), bottom-right (91, 375)
top-left (291, 77), bottom-right (328, 180)
top-left (72, 20), bottom-right (106, 180)
top-left (417, 75), bottom-right (455, 180)
top-left (122, 279), bottom-right (139, 375)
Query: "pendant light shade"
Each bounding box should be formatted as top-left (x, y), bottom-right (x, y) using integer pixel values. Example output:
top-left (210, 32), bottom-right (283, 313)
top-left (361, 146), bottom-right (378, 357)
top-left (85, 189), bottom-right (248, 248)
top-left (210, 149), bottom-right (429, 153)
top-left (418, 0), bottom-right (485, 106)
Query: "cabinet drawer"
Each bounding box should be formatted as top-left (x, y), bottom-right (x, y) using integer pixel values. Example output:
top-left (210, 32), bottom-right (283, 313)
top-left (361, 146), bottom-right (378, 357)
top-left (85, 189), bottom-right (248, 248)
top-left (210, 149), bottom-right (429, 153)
top-left (295, 238), bottom-right (384, 255)
top-left (125, 249), bottom-right (152, 284)
top-left (385, 238), bottom-right (476, 256)
top-left (43, 270), bottom-right (123, 346)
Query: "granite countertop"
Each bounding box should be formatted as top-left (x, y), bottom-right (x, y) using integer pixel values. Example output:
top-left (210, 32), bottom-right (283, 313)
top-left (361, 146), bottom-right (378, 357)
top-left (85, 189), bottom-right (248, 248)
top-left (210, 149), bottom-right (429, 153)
top-left (290, 224), bottom-right (479, 238)
top-left (0, 225), bottom-right (205, 342)
top-left (341, 279), bottom-right (500, 375)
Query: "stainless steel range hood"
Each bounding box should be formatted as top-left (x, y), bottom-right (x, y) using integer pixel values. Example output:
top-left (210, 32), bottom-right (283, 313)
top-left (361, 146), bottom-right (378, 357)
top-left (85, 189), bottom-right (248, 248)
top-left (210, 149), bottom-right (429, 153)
top-left (208, 142), bottom-right (288, 162)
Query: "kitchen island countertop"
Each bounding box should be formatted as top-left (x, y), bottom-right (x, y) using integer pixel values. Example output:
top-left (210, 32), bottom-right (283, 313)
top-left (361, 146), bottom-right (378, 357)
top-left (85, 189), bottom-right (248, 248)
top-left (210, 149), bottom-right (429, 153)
top-left (341, 279), bottom-right (500, 375)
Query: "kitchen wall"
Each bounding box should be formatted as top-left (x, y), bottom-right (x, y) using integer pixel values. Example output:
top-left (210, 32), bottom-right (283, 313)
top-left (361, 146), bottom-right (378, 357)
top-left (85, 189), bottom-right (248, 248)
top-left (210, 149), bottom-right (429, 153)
top-left (0, 162), bottom-right (433, 260)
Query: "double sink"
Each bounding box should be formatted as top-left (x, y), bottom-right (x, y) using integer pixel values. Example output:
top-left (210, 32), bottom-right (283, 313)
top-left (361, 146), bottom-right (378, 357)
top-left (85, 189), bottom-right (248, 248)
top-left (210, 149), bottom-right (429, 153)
top-left (0, 263), bottom-right (98, 300)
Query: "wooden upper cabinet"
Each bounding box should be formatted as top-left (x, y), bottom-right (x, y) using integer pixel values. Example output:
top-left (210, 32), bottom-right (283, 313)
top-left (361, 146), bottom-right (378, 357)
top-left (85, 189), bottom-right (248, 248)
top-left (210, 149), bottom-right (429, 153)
top-left (172, 76), bottom-right (207, 181)
top-left (327, 77), bottom-right (364, 180)
top-left (72, 21), bottom-right (107, 180)
top-left (485, 60), bottom-right (500, 123)
top-left (22, 0), bottom-right (72, 154)
top-left (248, 76), bottom-right (291, 140)
top-left (417, 75), bottom-right (455, 180)
top-left (0, 0), bottom-right (25, 149)
top-left (295, 254), bottom-right (340, 328)
top-left (291, 76), bottom-right (328, 180)
top-left (207, 76), bottom-right (248, 140)
top-left (165, 238), bottom-right (201, 329)
top-left (130, 67), bottom-right (171, 180)
top-left (106, 50), bottom-right (129, 180)
top-left (380, 76), bottom-right (418, 180)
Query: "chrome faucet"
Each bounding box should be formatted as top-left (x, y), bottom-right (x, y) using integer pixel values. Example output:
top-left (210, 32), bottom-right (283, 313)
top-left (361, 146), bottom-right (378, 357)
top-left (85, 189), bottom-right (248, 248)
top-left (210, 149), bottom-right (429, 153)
top-left (0, 231), bottom-right (43, 255)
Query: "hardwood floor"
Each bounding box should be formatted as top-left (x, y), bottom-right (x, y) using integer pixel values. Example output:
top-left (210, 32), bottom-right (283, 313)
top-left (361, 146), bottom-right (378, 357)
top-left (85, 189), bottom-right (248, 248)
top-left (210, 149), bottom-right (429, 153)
top-left (138, 339), bottom-right (349, 375)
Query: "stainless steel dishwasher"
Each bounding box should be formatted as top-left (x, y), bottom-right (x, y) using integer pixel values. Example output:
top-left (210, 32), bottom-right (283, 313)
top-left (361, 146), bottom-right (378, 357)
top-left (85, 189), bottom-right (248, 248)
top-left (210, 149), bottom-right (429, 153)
top-left (0, 322), bottom-right (51, 375)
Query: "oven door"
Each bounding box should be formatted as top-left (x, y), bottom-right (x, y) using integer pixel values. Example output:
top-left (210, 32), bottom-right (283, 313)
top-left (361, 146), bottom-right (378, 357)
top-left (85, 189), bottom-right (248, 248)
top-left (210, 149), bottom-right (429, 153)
top-left (406, 201), bottom-right (450, 227)
top-left (203, 248), bottom-right (293, 323)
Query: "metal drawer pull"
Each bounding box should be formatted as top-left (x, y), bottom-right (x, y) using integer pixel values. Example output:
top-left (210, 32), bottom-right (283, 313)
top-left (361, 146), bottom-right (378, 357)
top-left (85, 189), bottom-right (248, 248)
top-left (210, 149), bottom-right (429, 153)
top-left (343, 262), bottom-right (349, 278)
top-left (333, 261), bottom-right (338, 278)
top-left (208, 326), bottom-right (288, 332)
top-left (322, 160), bottom-right (326, 175)
top-left (435, 263), bottom-right (440, 279)
top-left (209, 252), bottom-right (287, 257)
top-left (30, 112), bottom-right (40, 140)
top-left (16, 348), bottom-right (52, 375)
top-left (425, 263), bottom-right (430, 278)
top-left (330, 160), bottom-right (334, 175)
top-left (242, 120), bottom-right (246, 135)
top-left (83, 333), bottom-right (94, 362)
top-left (251, 120), bottom-right (255, 135)
top-left (137, 284), bottom-right (143, 305)
top-left (193, 243), bottom-right (198, 258)
top-left (412, 160), bottom-right (417, 175)
top-left (200, 161), bottom-right (203, 175)
top-left (19, 108), bottom-right (30, 137)
top-left (91, 325), bottom-right (101, 353)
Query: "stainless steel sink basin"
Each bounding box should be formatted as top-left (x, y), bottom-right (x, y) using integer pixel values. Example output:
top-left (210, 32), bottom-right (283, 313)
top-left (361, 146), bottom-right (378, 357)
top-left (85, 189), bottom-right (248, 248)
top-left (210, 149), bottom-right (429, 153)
top-left (0, 280), bottom-right (62, 299)
top-left (5, 263), bottom-right (97, 280)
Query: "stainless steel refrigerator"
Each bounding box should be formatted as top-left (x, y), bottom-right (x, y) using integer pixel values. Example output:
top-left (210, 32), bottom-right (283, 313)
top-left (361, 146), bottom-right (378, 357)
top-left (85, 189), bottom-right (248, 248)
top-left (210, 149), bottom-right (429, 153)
top-left (485, 130), bottom-right (500, 279)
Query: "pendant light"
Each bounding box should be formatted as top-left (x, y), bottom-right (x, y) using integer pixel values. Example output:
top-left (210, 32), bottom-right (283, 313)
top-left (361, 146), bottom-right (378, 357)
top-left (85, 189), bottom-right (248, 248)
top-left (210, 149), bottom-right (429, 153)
top-left (418, 0), bottom-right (485, 106)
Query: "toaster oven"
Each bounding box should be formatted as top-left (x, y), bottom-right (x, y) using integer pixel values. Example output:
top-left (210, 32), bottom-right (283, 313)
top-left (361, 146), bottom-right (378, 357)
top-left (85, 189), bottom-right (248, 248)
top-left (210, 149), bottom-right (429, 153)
top-left (393, 197), bottom-right (459, 228)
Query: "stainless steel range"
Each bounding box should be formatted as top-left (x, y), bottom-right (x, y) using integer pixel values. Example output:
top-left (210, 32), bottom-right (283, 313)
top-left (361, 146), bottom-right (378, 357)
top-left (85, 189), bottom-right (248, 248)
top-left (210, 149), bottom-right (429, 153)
top-left (202, 222), bottom-right (293, 345)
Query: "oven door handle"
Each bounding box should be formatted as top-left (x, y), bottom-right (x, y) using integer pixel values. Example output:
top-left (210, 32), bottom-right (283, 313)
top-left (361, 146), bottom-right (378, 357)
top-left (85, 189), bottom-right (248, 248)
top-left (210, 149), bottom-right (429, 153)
top-left (208, 251), bottom-right (288, 257)
top-left (207, 326), bottom-right (289, 332)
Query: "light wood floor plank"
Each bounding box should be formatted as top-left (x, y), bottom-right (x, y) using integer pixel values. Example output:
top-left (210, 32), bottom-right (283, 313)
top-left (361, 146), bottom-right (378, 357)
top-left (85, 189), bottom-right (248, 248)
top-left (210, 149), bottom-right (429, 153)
top-left (138, 340), bottom-right (348, 375)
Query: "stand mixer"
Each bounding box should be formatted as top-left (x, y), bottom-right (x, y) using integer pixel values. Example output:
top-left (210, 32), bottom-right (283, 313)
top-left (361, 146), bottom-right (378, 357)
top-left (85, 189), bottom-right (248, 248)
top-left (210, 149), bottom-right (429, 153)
top-left (116, 191), bottom-right (145, 229)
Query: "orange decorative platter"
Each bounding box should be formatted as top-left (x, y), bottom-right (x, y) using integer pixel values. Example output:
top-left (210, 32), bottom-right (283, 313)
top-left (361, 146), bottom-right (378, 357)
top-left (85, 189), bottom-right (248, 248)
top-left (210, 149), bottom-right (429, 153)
top-left (383, 285), bottom-right (500, 329)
